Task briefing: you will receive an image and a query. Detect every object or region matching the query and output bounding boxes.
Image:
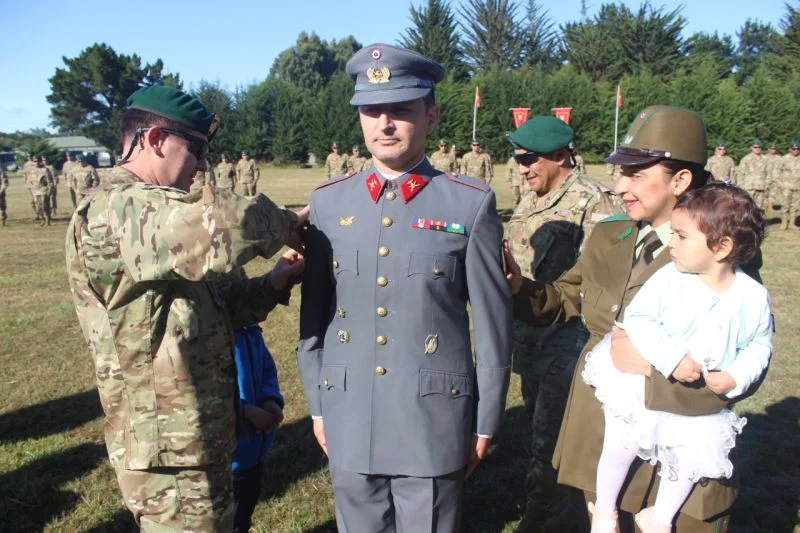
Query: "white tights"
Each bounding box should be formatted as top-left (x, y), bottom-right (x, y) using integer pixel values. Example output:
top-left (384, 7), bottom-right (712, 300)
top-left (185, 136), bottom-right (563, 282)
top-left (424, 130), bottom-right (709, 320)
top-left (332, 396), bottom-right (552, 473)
top-left (595, 412), bottom-right (695, 526)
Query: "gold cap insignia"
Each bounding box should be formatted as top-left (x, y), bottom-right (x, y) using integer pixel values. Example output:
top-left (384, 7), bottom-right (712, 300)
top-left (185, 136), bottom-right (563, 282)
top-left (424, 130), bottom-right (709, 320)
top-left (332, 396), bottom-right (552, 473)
top-left (424, 334), bottom-right (439, 355)
top-left (367, 67), bottom-right (391, 84)
top-left (339, 215), bottom-right (355, 226)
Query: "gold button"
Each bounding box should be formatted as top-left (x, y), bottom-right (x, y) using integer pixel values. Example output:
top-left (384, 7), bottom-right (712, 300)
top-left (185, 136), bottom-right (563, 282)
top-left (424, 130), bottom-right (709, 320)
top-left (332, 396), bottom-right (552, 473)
top-left (376, 366), bottom-right (387, 375)
top-left (332, 260), bottom-right (339, 268)
top-left (324, 379), bottom-right (329, 386)
top-left (450, 387), bottom-right (460, 396)
top-left (376, 306), bottom-right (387, 317)
top-left (433, 266), bottom-right (443, 275)
top-left (376, 335), bottom-right (387, 345)
top-left (378, 246), bottom-right (389, 256)
top-left (386, 191), bottom-right (396, 201)
top-left (377, 276), bottom-right (388, 287)
top-left (382, 216), bottom-right (393, 227)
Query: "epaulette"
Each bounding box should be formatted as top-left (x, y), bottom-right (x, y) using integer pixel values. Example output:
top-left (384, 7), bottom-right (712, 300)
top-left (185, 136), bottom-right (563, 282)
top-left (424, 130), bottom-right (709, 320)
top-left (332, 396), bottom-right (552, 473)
top-left (598, 213), bottom-right (632, 224)
top-left (314, 173), bottom-right (356, 191)
top-left (445, 173), bottom-right (489, 193)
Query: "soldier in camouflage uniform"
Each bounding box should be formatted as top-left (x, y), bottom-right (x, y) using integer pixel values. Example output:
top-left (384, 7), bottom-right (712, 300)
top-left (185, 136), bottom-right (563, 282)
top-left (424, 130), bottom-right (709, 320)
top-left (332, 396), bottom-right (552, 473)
top-left (429, 138), bottom-right (457, 174)
top-left (66, 85), bottom-right (307, 532)
top-left (461, 139), bottom-right (493, 184)
top-left (573, 150), bottom-right (586, 174)
top-left (505, 117), bottom-right (621, 533)
top-left (22, 154), bottom-right (39, 220)
top-left (42, 156), bottom-right (59, 215)
top-left (0, 168), bottom-right (8, 226)
top-left (73, 155), bottom-right (100, 203)
top-left (63, 152), bottom-right (78, 208)
top-left (347, 145), bottom-right (369, 174)
top-left (190, 165), bottom-right (215, 193)
top-left (705, 141), bottom-right (735, 182)
top-left (779, 141), bottom-right (800, 229)
top-left (324, 141), bottom-right (349, 180)
top-left (765, 142), bottom-right (782, 209)
top-left (736, 140), bottom-right (768, 209)
top-left (236, 151), bottom-right (259, 196)
top-left (605, 162), bottom-right (621, 188)
top-left (32, 157), bottom-right (55, 226)
top-left (215, 154), bottom-right (236, 191)
top-left (507, 155), bottom-right (524, 205)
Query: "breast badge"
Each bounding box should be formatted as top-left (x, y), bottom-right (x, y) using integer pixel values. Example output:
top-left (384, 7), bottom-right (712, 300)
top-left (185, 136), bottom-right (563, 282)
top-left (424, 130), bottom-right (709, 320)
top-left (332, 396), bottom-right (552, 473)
top-left (337, 329), bottom-right (351, 344)
top-left (424, 334), bottom-right (439, 355)
top-left (339, 215), bottom-right (355, 226)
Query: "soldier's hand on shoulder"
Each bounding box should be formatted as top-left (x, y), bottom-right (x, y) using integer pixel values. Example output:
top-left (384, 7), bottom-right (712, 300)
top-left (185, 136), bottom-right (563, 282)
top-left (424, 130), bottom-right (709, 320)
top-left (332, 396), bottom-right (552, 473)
top-left (269, 250), bottom-right (306, 291)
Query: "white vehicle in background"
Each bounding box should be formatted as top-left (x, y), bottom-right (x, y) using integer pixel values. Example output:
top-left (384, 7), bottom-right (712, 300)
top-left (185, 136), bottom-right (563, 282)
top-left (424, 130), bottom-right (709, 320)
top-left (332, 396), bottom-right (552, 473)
top-left (0, 151), bottom-right (18, 171)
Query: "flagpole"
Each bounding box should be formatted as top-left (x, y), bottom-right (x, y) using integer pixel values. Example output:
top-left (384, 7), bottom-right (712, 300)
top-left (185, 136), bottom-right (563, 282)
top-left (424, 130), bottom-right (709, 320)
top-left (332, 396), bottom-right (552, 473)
top-left (613, 84), bottom-right (620, 152)
top-left (472, 96), bottom-right (478, 141)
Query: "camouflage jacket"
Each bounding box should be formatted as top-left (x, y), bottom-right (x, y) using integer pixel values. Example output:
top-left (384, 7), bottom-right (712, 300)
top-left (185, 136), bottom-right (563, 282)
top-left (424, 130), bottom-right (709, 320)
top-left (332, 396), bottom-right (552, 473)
top-left (66, 167), bottom-right (297, 470)
top-left (765, 154), bottom-right (782, 186)
top-left (30, 166), bottom-right (54, 195)
top-left (325, 153), bottom-right (349, 179)
top-left (236, 158), bottom-right (259, 184)
top-left (461, 152), bottom-right (493, 184)
top-left (736, 153), bottom-right (768, 189)
top-left (506, 172), bottom-right (622, 283)
top-left (22, 161), bottom-right (38, 189)
top-left (62, 160), bottom-right (76, 189)
top-left (0, 170), bottom-right (8, 195)
top-left (429, 150), bottom-right (457, 174)
top-left (347, 155), bottom-right (369, 174)
top-left (705, 154), bottom-right (735, 181)
top-left (73, 165), bottom-right (100, 195)
top-left (216, 162), bottom-right (236, 189)
top-left (190, 167), bottom-right (216, 193)
top-left (506, 156), bottom-right (522, 188)
top-left (780, 153), bottom-right (800, 191)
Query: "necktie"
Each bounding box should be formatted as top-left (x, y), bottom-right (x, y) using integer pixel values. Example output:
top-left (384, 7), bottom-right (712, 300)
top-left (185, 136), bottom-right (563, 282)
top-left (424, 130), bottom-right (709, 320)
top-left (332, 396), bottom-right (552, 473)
top-left (630, 230), bottom-right (662, 281)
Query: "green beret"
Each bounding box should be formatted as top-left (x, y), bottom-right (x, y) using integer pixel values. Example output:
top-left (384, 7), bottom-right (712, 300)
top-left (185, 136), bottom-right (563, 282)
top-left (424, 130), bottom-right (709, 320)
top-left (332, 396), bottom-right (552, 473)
top-left (507, 116), bottom-right (574, 154)
top-left (715, 140), bottom-right (726, 148)
top-left (471, 139), bottom-right (482, 145)
top-left (352, 145), bottom-right (360, 150)
top-left (438, 139), bottom-right (448, 145)
top-left (241, 150), bottom-right (249, 156)
top-left (752, 139), bottom-right (762, 147)
top-left (76, 154), bottom-right (86, 162)
top-left (126, 85), bottom-right (216, 136)
top-left (331, 141), bottom-right (340, 148)
top-left (792, 140), bottom-right (800, 148)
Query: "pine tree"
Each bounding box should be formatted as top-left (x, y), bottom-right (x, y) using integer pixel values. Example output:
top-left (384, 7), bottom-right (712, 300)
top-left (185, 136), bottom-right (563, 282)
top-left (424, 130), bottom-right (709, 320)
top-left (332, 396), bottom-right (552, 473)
top-left (460, 0), bottom-right (525, 73)
top-left (521, 0), bottom-right (560, 70)
top-left (399, 0), bottom-right (468, 80)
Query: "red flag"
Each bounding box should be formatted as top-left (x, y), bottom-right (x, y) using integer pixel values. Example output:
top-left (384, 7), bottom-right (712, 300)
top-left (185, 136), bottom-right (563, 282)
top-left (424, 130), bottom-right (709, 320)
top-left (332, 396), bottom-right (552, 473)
top-left (552, 107), bottom-right (573, 124)
top-left (616, 84), bottom-right (623, 109)
top-left (511, 108), bottom-right (530, 128)
top-left (474, 86), bottom-right (481, 109)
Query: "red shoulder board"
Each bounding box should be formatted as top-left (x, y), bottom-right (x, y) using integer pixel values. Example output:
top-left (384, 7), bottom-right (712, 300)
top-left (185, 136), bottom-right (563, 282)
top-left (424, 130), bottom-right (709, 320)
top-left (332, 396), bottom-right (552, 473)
top-left (400, 174), bottom-right (430, 203)
top-left (314, 173), bottom-right (355, 191)
top-left (445, 173), bottom-right (488, 192)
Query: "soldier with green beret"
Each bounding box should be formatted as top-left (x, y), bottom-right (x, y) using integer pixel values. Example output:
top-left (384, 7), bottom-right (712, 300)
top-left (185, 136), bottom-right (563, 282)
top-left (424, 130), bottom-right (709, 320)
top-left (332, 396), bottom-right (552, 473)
top-left (325, 140), bottom-right (349, 180)
top-left (31, 156), bottom-right (54, 226)
top-left (704, 140), bottom-right (735, 182)
top-left (215, 153), bottom-right (236, 191)
top-left (429, 138), bottom-right (457, 174)
top-left (764, 142), bottom-right (781, 208)
top-left (505, 115), bottom-right (621, 532)
top-left (461, 138), bottom-right (493, 184)
top-left (0, 166), bottom-right (8, 226)
top-left (736, 140), bottom-right (768, 210)
top-left (66, 84), bottom-right (307, 532)
top-left (22, 154), bottom-right (39, 220)
top-left (779, 140), bottom-right (800, 229)
top-left (62, 152), bottom-right (78, 208)
top-left (347, 144), bottom-right (370, 174)
top-left (504, 105), bottom-right (765, 533)
top-left (72, 154), bottom-right (100, 203)
top-left (236, 150), bottom-right (259, 196)
top-left (506, 154), bottom-right (524, 205)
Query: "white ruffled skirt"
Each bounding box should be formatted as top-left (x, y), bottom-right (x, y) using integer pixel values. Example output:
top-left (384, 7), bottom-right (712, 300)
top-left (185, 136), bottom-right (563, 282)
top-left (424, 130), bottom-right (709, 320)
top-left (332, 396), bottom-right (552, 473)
top-left (582, 333), bottom-right (746, 482)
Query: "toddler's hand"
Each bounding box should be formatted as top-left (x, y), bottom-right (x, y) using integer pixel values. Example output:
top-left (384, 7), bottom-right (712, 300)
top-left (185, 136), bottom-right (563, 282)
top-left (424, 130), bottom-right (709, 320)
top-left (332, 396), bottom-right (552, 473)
top-left (671, 355), bottom-right (702, 383)
top-left (703, 370), bottom-right (736, 395)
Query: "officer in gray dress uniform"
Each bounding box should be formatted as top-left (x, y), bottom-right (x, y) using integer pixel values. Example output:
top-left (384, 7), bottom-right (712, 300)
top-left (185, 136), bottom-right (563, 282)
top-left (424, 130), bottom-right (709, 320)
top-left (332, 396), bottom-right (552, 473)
top-left (298, 43), bottom-right (513, 533)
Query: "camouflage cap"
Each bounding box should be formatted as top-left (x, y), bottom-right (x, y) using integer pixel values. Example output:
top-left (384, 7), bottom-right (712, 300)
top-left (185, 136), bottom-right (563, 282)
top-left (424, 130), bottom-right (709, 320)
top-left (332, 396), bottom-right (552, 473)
top-left (606, 105), bottom-right (707, 166)
top-left (346, 43), bottom-right (445, 106)
top-left (126, 85), bottom-right (217, 137)
top-left (507, 116), bottom-right (574, 154)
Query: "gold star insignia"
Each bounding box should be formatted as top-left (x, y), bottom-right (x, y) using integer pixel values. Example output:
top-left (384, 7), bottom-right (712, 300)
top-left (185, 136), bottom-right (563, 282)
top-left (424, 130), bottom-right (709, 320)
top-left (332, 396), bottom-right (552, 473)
top-left (407, 179), bottom-right (419, 191)
top-left (368, 179), bottom-right (377, 190)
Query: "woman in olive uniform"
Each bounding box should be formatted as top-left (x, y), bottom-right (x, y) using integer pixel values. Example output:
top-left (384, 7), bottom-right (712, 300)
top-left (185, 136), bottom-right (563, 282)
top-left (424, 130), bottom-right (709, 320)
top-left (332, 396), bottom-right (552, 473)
top-left (503, 105), bottom-right (765, 533)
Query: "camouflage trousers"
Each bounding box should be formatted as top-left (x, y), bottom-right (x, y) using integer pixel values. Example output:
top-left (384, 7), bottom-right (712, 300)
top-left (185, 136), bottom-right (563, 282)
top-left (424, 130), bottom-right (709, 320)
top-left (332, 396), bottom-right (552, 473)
top-left (70, 187), bottom-right (77, 208)
top-left (782, 190), bottom-right (799, 229)
top-left (115, 464), bottom-right (234, 532)
top-left (513, 320), bottom-right (589, 533)
top-left (240, 181), bottom-right (257, 197)
top-left (0, 192), bottom-right (6, 223)
top-left (745, 189), bottom-right (766, 211)
top-left (26, 188), bottom-right (37, 217)
top-left (33, 193), bottom-right (51, 222)
top-left (49, 185), bottom-right (57, 213)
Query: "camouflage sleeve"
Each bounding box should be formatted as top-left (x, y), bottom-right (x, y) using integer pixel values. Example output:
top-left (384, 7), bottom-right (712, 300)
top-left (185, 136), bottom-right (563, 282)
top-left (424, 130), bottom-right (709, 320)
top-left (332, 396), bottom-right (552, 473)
top-left (109, 184), bottom-right (297, 282)
top-left (580, 191), bottom-right (623, 249)
top-left (216, 272), bottom-right (291, 329)
top-left (91, 168), bottom-right (100, 187)
top-left (325, 156), bottom-right (332, 179)
top-left (207, 167), bottom-right (216, 187)
top-left (512, 252), bottom-right (583, 327)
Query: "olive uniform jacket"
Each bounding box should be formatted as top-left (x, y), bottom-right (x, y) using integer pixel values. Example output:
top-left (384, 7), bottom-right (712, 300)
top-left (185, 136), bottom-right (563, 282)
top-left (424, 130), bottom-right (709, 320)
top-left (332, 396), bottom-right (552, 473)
top-left (513, 216), bottom-right (762, 522)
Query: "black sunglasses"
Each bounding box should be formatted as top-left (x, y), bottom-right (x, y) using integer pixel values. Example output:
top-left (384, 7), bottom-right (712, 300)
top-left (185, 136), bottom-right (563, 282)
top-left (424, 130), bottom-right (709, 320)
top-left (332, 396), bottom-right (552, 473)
top-left (161, 128), bottom-right (209, 160)
top-left (512, 150), bottom-right (541, 166)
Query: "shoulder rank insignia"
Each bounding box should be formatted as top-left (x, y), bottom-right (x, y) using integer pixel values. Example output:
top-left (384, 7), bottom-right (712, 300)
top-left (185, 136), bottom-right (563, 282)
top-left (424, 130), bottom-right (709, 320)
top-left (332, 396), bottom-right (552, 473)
top-left (339, 216), bottom-right (355, 226)
top-left (367, 67), bottom-right (391, 84)
top-left (412, 218), bottom-right (467, 235)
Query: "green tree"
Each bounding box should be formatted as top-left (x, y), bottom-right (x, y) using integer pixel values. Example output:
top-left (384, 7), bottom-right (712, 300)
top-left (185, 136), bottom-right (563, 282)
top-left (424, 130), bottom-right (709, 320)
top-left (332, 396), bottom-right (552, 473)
top-left (680, 32), bottom-right (736, 75)
top-left (47, 43), bottom-right (180, 153)
top-left (735, 20), bottom-right (780, 82)
top-left (703, 78), bottom-right (755, 160)
top-left (521, 0), bottom-right (560, 69)
top-left (269, 32), bottom-right (361, 93)
top-left (306, 72), bottom-right (361, 164)
top-left (772, 2), bottom-right (800, 76)
top-left (400, 0), bottom-right (468, 80)
top-left (20, 137), bottom-right (60, 164)
top-left (192, 81), bottom-right (236, 161)
top-left (743, 65), bottom-right (799, 147)
top-left (460, 0), bottom-right (525, 72)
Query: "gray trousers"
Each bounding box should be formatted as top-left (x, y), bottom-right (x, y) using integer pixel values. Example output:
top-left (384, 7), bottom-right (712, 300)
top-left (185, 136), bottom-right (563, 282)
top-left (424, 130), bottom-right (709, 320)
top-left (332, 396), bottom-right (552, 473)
top-left (330, 466), bottom-right (464, 533)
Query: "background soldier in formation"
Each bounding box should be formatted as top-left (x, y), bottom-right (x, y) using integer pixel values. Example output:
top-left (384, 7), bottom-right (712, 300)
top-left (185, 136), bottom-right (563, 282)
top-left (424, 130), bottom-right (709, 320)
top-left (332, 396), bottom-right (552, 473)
top-left (506, 154), bottom-right (524, 205)
top-left (22, 154), bottom-right (39, 220)
top-left (505, 116), bottom-right (621, 533)
top-left (216, 154), bottom-right (236, 191)
top-left (765, 142), bottom-right (782, 208)
top-left (429, 138), bottom-right (457, 174)
top-left (73, 155), bottom-right (100, 203)
top-left (736, 140), bottom-right (768, 210)
top-left (32, 156), bottom-right (54, 226)
top-left (324, 141), bottom-right (349, 180)
top-left (237, 151), bottom-right (259, 196)
top-left (461, 138), bottom-right (493, 183)
top-left (42, 156), bottom-right (58, 216)
top-left (780, 140), bottom-right (800, 229)
top-left (573, 149), bottom-right (586, 174)
top-left (190, 165), bottom-right (216, 193)
top-left (62, 152), bottom-right (78, 208)
top-left (705, 140), bottom-right (735, 182)
top-left (347, 144), bottom-right (369, 174)
top-left (0, 167), bottom-right (8, 226)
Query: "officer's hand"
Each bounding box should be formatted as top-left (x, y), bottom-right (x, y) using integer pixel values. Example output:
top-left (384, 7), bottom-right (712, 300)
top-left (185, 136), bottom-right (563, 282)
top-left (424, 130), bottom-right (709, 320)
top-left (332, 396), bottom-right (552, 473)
top-left (671, 355), bottom-right (702, 383)
top-left (610, 327), bottom-right (652, 376)
top-left (465, 436), bottom-right (491, 478)
top-left (703, 369), bottom-right (736, 395)
top-left (260, 400), bottom-right (285, 431)
top-left (269, 249), bottom-right (305, 290)
top-left (313, 418), bottom-right (328, 456)
top-left (502, 240), bottom-right (523, 295)
top-left (243, 405), bottom-right (281, 432)
top-left (296, 204), bottom-right (310, 224)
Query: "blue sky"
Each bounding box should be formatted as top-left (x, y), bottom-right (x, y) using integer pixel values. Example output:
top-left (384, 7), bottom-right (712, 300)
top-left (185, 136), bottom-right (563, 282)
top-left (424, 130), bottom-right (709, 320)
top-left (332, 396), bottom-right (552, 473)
top-left (0, 0), bottom-right (788, 133)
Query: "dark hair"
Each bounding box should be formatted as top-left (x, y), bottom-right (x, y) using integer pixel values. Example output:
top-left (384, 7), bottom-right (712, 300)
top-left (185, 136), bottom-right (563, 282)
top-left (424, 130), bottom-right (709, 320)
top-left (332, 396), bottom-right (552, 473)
top-left (659, 159), bottom-right (711, 190)
top-left (119, 108), bottom-right (188, 146)
top-left (673, 183), bottom-right (765, 266)
top-left (423, 88), bottom-right (436, 110)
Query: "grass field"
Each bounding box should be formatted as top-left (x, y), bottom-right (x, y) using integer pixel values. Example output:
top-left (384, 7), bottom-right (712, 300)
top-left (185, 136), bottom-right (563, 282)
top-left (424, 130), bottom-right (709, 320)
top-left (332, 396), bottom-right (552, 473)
top-left (0, 165), bottom-right (797, 532)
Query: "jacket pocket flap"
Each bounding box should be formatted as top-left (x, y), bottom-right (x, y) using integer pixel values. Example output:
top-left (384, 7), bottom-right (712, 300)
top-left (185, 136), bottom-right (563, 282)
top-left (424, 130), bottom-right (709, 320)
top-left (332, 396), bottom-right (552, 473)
top-left (319, 365), bottom-right (346, 391)
top-left (332, 249), bottom-right (359, 275)
top-left (408, 252), bottom-right (457, 281)
top-left (419, 369), bottom-right (472, 398)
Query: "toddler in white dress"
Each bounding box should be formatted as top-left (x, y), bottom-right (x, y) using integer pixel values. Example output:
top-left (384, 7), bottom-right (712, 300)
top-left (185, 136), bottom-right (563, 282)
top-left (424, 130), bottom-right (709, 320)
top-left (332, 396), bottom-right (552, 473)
top-left (582, 184), bottom-right (772, 533)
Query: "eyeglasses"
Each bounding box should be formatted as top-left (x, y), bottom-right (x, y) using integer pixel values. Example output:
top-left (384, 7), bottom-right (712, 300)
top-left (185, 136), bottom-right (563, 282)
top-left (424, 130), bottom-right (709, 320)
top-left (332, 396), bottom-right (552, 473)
top-left (512, 151), bottom-right (541, 166)
top-left (161, 128), bottom-right (209, 160)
